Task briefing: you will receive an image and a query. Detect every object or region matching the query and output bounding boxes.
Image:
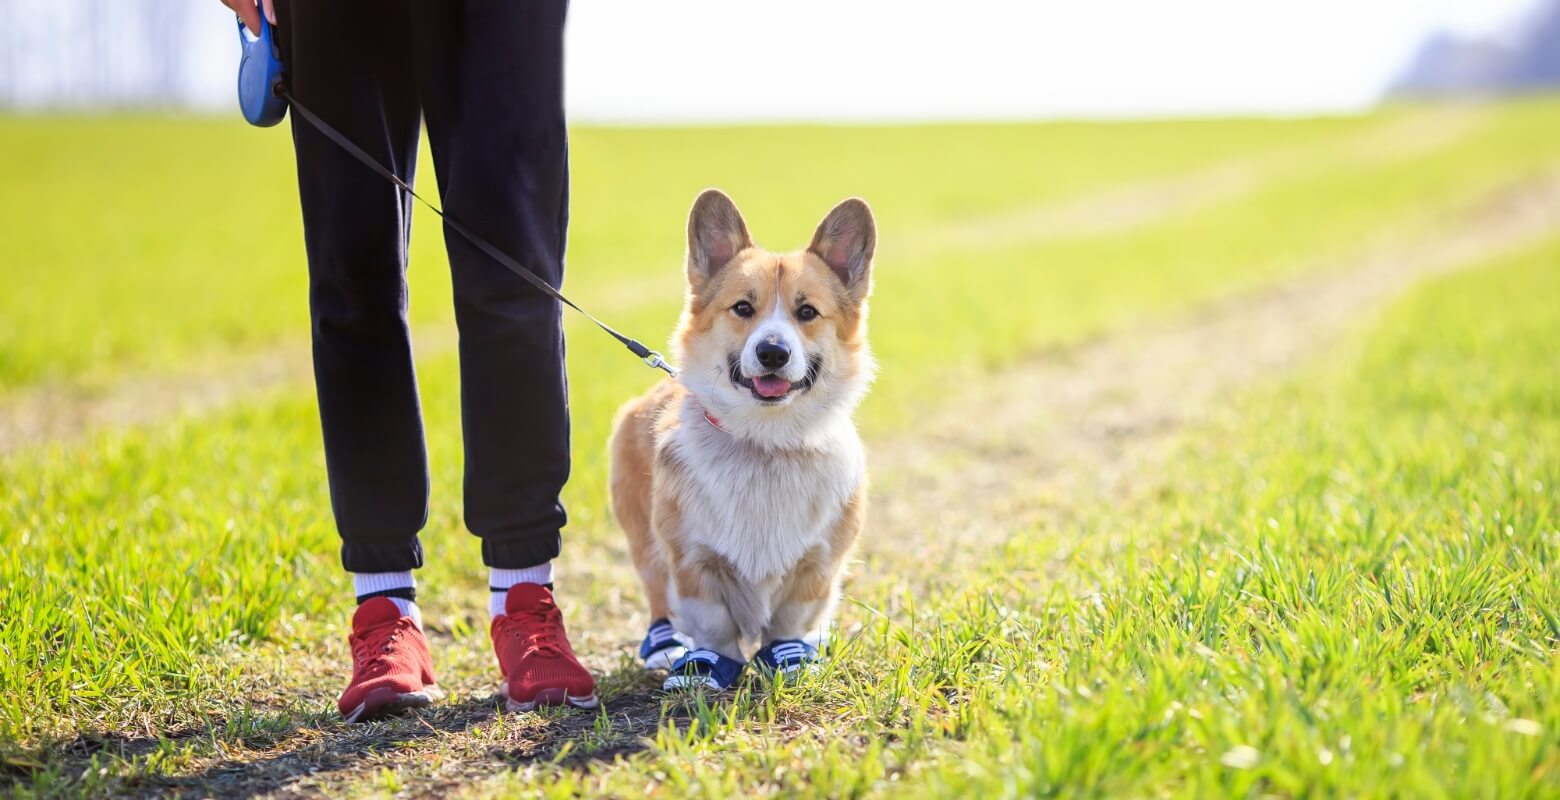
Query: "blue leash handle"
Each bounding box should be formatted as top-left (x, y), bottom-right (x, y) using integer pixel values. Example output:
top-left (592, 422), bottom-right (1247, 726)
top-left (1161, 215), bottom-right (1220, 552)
top-left (236, 8), bottom-right (287, 127)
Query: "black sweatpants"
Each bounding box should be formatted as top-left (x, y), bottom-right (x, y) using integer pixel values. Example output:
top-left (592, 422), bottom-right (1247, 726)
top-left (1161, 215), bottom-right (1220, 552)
top-left (275, 0), bottom-right (570, 573)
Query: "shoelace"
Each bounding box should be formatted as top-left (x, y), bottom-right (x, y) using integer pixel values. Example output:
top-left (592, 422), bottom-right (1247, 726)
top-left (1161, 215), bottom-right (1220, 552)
top-left (351, 622), bottom-right (408, 676)
top-left (501, 601), bottom-right (565, 657)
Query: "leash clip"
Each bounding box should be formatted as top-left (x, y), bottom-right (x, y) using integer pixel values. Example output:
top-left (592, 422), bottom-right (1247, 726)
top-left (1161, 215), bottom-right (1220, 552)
top-left (643, 351), bottom-right (678, 378)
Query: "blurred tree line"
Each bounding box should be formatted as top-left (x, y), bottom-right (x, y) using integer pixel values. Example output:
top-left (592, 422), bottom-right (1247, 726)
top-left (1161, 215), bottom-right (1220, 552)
top-left (1391, 0), bottom-right (1560, 97)
top-left (0, 0), bottom-right (198, 109)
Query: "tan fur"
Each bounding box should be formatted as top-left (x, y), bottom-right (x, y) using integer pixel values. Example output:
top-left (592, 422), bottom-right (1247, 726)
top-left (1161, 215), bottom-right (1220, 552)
top-left (609, 190), bottom-right (877, 664)
top-left (608, 380), bottom-right (681, 620)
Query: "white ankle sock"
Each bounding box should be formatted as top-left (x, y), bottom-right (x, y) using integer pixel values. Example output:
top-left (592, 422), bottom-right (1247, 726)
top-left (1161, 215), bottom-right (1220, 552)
top-left (353, 571), bottom-right (421, 627)
top-left (489, 562), bottom-right (553, 618)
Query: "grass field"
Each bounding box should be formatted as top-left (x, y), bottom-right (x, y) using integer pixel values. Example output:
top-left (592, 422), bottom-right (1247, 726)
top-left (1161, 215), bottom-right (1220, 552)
top-left (0, 113), bottom-right (1369, 393)
top-left (3, 99), bottom-right (1558, 797)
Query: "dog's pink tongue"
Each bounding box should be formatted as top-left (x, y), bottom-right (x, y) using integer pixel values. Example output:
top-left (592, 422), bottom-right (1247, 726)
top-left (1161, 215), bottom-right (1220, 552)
top-left (752, 375), bottom-right (792, 398)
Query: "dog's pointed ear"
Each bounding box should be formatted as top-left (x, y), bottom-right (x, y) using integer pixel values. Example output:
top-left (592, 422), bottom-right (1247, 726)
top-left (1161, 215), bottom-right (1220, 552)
top-left (808, 197), bottom-right (876, 302)
top-left (686, 189), bottom-right (753, 291)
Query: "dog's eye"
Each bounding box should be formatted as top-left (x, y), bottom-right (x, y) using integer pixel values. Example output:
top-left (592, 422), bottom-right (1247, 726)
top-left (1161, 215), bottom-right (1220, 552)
top-left (732, 301), bottom-right (755, 318)
top-left (796, 304), bottom-right (819, 321)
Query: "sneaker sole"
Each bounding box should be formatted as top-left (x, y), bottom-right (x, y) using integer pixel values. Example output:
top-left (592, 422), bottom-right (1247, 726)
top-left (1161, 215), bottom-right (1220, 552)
top-left (343, 685), bottom-right (443, 723)
top-left (498, 683), bottom-right (600, 712)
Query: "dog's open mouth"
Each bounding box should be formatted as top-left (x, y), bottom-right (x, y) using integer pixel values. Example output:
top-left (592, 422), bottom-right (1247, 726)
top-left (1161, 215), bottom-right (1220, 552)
top-left (750, 374), bottom-right (792, 398)
top-left (729, 355), bottom-right (821, 403)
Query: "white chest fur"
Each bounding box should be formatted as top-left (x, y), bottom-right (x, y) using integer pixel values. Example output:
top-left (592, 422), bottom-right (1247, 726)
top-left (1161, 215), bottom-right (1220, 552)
top-left (666, 401), bottom-right (864, 582)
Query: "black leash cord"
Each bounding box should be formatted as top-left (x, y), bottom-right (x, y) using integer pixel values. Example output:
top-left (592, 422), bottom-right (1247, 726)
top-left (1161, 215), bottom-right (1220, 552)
top-left (279, 86), bottom-right (678, 378)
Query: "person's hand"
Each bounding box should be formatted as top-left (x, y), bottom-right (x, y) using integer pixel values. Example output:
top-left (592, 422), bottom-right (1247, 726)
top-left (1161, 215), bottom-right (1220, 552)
top-left (222, 0), bottom-right (276, 36)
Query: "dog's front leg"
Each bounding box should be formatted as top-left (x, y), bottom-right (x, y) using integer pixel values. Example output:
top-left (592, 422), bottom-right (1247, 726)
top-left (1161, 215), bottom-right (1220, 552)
top-left (674, 593), bottom-right (743, 662)
top-left (756, 491), bottom-right (865, 675)
top-left (753, 573), bottom-right (836, 677)
top-left (668, 548), bottom-right (749, 660)
top-left (662, 550), bottom-right (752, 691)
top-left (763, 589), bottom-right (835, 644)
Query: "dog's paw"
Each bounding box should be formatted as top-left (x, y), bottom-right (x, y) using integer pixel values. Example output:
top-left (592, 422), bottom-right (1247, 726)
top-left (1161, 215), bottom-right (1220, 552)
top-left (754, 639), bottom-right (822, 678)
top-left (661, 649), bottom-right (745, 691)
top-left (639, 618), bottom-right (689, 671)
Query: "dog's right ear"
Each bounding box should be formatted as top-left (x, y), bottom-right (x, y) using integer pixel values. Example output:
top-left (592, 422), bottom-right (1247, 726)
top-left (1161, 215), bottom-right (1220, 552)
top-left (686, 189), bottom-right (753, 291)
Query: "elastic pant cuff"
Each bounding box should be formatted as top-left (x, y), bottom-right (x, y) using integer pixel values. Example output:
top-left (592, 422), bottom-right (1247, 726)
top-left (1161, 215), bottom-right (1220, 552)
top-left (341, 538), bottom-right (424, 573)
top-left (481, 533), bottom-right (561, 570)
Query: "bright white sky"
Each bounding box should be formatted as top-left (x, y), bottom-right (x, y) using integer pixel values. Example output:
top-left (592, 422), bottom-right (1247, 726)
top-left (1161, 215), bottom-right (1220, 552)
top-left (180, 0), bottom-right (1540, 121)
top-left (562, 0), bottom-right (1537, 121)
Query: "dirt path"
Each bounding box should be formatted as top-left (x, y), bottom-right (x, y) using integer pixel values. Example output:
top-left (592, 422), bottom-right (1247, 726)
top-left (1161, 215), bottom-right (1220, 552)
top-left (95, 171), bottom-right (1559, 798)
top-left (867, 171), bottom-right (1560, 582)
top-left (898, 108), bottom-right (1483, 254)
top-left (0, 110), bottom-right (1482, 458)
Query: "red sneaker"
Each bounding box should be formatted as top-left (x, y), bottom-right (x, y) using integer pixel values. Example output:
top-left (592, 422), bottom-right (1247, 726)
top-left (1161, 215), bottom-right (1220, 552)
top-left (491, 584), bottom-right (598, 711)
top-left (337, 598), bottom-right (442, 722)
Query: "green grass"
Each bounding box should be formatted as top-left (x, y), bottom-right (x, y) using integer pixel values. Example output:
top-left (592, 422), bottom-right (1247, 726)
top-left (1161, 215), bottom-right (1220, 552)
top-left (0, 107), bottom-right (1486, 394)
top-left (499, 238), bottom-right (1560, 798)
top-left (860, 97), bottom-right (1560, 433)
top-left (908, 241), bottom-right (1560, 797)
top-left (2, 101), bottom-right (1558, 795)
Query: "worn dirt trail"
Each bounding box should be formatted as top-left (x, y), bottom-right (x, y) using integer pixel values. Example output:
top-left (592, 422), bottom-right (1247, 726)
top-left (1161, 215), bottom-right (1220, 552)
top-left (0, 110), bottom-right (1481, 458)
top-left (868, 172), bottom-right (1559, 580)
top-left (108, 172), bottom-right (1560, 798)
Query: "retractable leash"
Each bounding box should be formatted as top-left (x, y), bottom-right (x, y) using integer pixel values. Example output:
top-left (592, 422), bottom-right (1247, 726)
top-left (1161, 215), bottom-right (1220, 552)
top-left (236, 13), bottom-right (678, 378)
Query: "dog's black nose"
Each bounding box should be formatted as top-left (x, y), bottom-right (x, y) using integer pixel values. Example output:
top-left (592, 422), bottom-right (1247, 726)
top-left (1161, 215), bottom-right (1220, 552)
top-left (755, 340), bottom-right (790, 370)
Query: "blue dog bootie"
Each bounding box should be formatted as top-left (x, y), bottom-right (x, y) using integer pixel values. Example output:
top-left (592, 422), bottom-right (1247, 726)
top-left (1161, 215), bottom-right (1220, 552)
top-left (662, 648), bottom-right (746, 691)
top-left (639, 618), bottom-right (688, 671)
top-left (754, 638), bottom-right (822, 678)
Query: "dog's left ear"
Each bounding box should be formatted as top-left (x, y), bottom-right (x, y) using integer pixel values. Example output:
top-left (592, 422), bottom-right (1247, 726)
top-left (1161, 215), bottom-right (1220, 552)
top-left (686, 189), bottom-right (754, 292)
top-left (808, 198), bottom-right (876, 302)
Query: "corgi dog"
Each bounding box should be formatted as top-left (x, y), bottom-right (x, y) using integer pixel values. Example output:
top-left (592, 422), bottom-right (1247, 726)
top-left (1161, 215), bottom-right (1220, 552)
top-left (609, 189), bottom-right (877, 690)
